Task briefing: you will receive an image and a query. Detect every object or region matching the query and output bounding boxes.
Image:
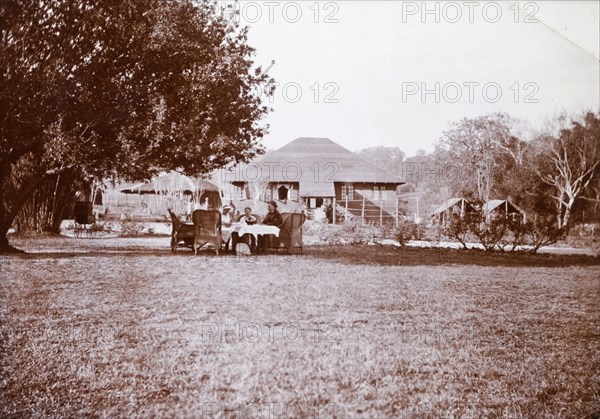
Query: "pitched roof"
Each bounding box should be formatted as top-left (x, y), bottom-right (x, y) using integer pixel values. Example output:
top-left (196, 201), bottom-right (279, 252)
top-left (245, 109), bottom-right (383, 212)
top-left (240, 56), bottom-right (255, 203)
top-left (432, 198), bottom-right (470, 215)
top-left (120, 172), bottom-right (219, 194)
top-left (483, 199), bottom-right (524, 215)
top-left (227, 137), bottom-right (404, 197)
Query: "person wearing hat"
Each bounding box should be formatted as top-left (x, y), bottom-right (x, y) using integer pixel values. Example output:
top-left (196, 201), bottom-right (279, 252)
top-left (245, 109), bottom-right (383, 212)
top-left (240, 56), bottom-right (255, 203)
top-left (221, 205), bottom-right (233, 227)
top-left (258, 200), bottom-right (283, 252)
top-left (262, 200), bottom-right (282, 226)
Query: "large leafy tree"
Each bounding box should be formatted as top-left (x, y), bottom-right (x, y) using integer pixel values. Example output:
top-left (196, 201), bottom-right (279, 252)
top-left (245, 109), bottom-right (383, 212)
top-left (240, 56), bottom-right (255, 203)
top-left (576, 171), bottom-right (600, 222)
top-left (434, 113), bottom-right (526, 203)
top-left (534, 112), bottom-right (600, 229)
top-left (356, 146), bottom-right (405, 175)
top-left (0, 0), bottom-right (274, 252)
top-left (434, 111), bottom-right (599, 239)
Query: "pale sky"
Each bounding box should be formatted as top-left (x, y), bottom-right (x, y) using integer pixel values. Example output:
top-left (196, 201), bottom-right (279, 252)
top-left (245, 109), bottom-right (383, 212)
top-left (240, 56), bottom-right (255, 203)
top-left (237, 0), bottom-right (600, 156)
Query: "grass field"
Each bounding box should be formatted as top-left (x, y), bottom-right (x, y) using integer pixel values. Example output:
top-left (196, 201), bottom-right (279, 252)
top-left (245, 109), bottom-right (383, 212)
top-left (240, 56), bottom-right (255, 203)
top-left (1, 236), bottom-right (599, 418)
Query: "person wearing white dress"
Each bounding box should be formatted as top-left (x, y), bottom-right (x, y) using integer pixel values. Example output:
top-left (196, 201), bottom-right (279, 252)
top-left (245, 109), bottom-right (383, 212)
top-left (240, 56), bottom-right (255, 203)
top-left (221, 206), bottom-right (233, 250)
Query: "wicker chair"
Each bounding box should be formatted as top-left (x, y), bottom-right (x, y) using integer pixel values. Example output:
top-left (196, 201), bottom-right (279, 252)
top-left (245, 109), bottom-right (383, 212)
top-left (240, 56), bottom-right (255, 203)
top-left (192, 209), bottom-right (222, 255)
top-left (73, 202), bottom-right (97, 238)
top-left (168, 209), bottom-right (194, 253)
top-left (261, 212), bottom-right (306, 254)
top-left (278, 212), bottom-right (306, 254)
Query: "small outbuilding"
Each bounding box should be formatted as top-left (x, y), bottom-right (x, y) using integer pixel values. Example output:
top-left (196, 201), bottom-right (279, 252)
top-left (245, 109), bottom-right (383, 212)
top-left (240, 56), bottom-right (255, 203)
top-left (483, 199), bottom-right (525, 222)
top-left (431, 198), bottom-right (474, 225)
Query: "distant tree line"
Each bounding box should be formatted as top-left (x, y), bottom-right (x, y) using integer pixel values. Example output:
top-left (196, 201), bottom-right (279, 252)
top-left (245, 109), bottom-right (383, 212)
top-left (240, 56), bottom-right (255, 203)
top-left (359, 111), bottom-right (600, 247)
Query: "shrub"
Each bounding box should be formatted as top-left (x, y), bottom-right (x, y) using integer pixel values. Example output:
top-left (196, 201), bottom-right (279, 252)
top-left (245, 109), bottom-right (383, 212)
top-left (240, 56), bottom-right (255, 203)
top-left (439, 209), bottom-right (566, 254)
top-left (438, 214), bottom-right (472, 249)
top-left (500, 217), bottom-right (529, 252)
top-left (563, 223), bottom-right (600, 249)
top-left (439, 211), bottom-right (519, 252)
top-left (523, 216), bottom-right (565, 254)
top-left (317, 224), bottom-right (345, 245)
top-left (394, 219), bottom-right (421, 246)
top-left (315, 220), bottom-right (422, 247)
top-left (378, 223), bottom-right (399, 240)
top-left (468, 215), bottom-right (510, 251)
top-left (302, 221), bottom-right (327, 238)
top-left (318, 219), bottom-right (378, 245)
top-left (119, 220), bottom-right (144, 237)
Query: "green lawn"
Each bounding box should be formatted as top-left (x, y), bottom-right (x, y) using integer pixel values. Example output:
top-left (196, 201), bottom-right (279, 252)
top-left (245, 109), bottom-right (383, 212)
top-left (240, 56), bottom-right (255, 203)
top-left (1, 237), bottom-right (599, 417)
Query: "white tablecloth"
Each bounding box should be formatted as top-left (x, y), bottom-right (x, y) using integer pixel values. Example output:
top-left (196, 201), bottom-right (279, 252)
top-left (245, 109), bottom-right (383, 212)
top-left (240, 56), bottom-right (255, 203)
top-left (231, 223), bottom-right (280, 241)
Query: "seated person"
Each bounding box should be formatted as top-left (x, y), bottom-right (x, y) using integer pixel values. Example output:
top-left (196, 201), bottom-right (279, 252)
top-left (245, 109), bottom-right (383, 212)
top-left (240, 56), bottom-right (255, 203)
top-left (240, 207), bottom-right (257, 225)
top-left (233, 206), bottom-right (257, 252)
top-left (259, 201), bottom-right (283, 251)
top-left (221, 205), bottom-right (233, 227)
top-left (220, 206), bottom-right (233, 250)
top-left (262, 201), bottom-right (282, 226)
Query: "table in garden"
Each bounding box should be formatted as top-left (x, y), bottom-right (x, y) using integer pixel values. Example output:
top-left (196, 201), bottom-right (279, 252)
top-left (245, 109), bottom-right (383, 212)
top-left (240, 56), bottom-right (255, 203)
top-left (228, 223), bottom-right (280, 254)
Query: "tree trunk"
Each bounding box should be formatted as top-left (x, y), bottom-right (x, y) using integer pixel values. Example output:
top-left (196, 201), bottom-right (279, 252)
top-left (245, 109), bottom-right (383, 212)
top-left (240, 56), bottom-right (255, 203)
top-left (16, 171), bottom-right (80, 233)
top-left (556, 199), bottom-right (564, 229)
top-left (0, 222), bottom-right (25, 254)
top-left (562, 202), bottom-right (573, 231)
top-left (0, 174), bottom-right (45, 254)
top-left (0, 228), bottom-right (10, 250)
top-left (0, 174), bottom-right (15, 253)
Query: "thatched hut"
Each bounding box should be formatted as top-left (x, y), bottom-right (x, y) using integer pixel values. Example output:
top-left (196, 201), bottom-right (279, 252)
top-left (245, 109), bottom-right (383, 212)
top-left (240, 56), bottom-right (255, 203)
top-left (117, 172), bottom-right (221, 216)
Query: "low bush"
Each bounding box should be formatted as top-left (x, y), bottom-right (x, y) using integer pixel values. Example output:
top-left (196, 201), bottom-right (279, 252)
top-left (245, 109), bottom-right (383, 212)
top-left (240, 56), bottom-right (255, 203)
top-left (500, 218), bottom-right (529, 252)
top-left (469, 215), bottom-right (510, 251)
top-left (523, 216), bottom-right (565, 254)
top-left (563, 223), bottom-right (600, 249)
top-left (438, 211), bottom-right (566, 254)
top-left (302, 221), bottom-right (328, 238)
top-left (119, 220), bottom-right (145, 237)
top-left (438, 214), bottom-right (473, 249)
top-left (318, 219), bottom-right (378, 245)
top-left (394, 220), bottom-right (422, 246)
top-left (311, 219), bottom-right (424, 247)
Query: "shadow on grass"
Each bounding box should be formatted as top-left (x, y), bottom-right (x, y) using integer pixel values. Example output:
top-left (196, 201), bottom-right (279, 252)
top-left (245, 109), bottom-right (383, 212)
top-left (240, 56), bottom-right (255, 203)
top-left (302, 244), bottom-right (600, 268)
top-left (4, 241), bottom-right (600, 267)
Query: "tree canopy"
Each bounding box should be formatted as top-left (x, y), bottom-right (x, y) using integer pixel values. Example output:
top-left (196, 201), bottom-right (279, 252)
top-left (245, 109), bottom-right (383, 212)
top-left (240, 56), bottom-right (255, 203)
top-left (0, 0), bottom-right (274, 251)
top-left (534, 112), bottom-right (600, 228)
top-left (356, 146), bottom-right (405, 175)
top-left (433, 111), bottom-right (600, 230)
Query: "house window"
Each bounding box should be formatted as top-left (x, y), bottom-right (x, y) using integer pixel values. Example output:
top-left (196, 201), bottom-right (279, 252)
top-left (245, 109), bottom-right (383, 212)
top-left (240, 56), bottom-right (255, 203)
top-left (238, 185), bottom-right (246, 200)
top-left (373, 185), bottom-right (383, 201)
top-left (262, 187), bottom-right (273, 202)
top-left (278, 185), bottom-right (288, 201)
top-left (341, 184), bottom-right (354, 200)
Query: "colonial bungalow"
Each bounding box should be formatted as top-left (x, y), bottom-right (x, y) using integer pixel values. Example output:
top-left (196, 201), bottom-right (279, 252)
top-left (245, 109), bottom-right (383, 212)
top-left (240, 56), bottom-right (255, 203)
top-left (221, 137), bottom-right (404, 221)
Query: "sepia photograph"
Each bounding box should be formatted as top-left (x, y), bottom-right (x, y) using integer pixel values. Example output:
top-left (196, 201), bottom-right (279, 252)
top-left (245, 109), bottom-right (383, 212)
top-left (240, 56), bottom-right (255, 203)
top-left (1, 1), bottom-right (599, 417)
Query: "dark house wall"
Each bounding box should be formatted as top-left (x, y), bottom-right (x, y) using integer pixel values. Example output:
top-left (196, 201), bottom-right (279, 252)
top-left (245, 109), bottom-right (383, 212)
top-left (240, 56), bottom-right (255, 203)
top-left (334, 182), bottom-right (398, 201)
